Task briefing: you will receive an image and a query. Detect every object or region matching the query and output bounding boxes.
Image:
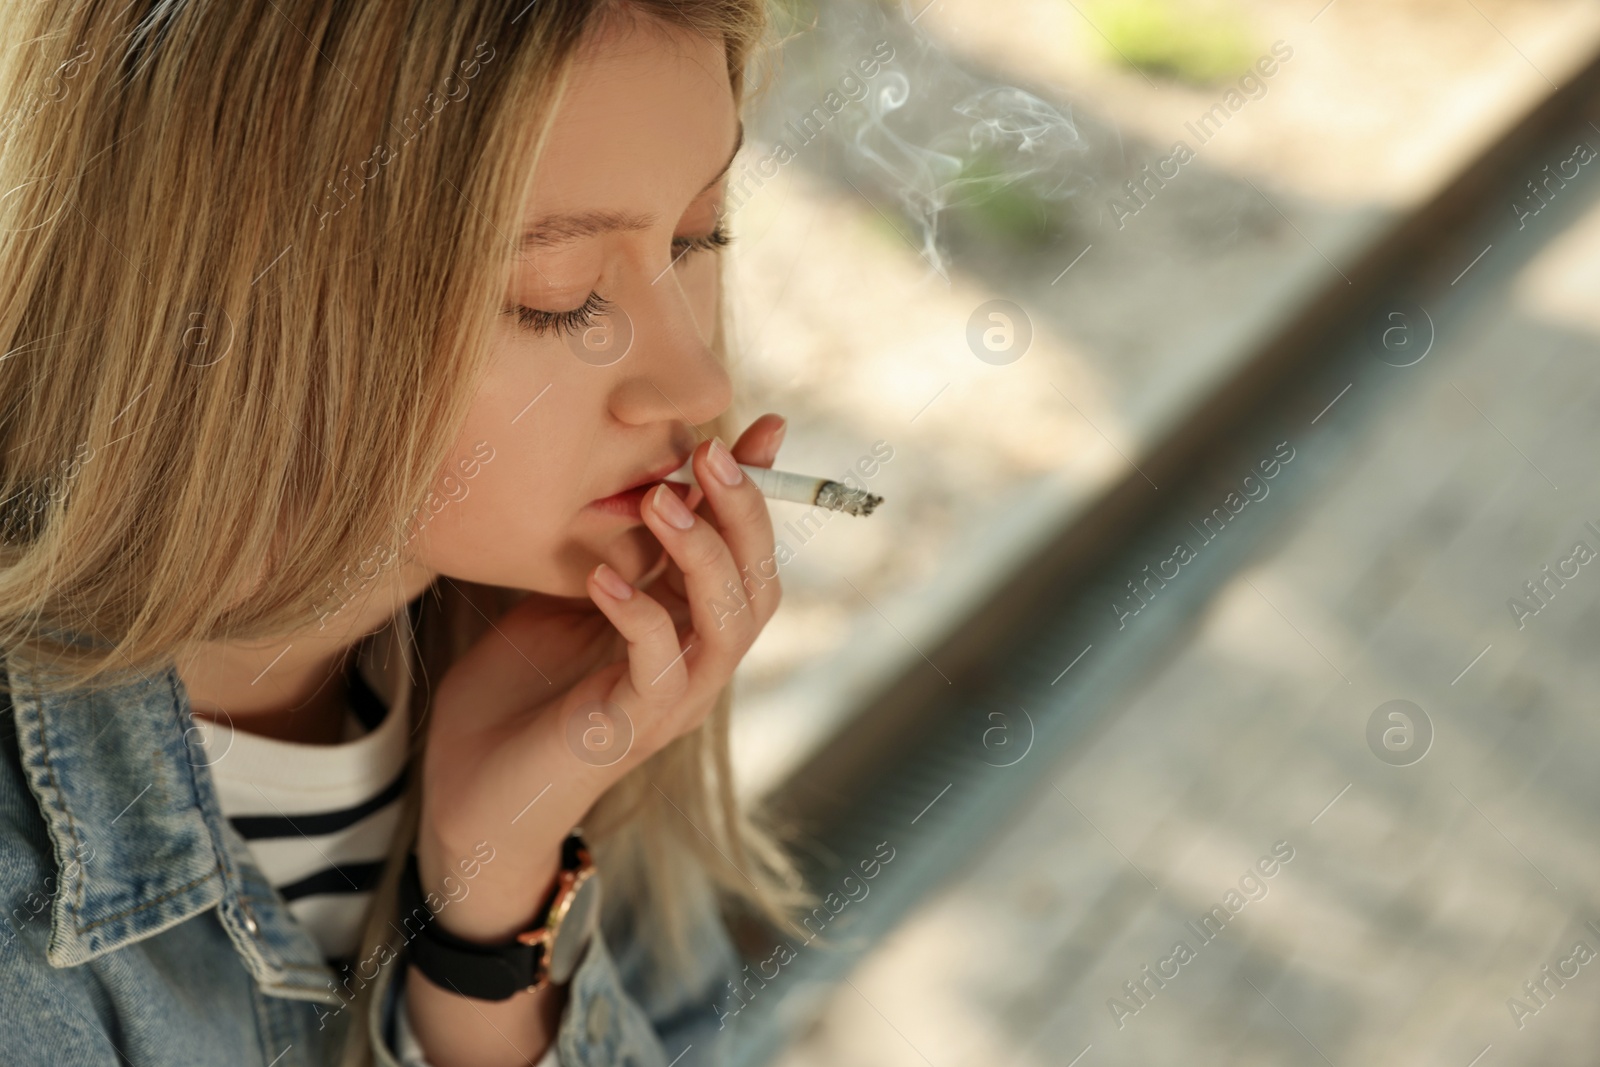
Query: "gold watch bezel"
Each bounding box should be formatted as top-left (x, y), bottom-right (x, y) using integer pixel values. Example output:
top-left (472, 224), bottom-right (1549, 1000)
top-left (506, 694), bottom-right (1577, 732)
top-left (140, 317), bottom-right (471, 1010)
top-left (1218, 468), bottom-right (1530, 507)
top-left (513, 843), bottom-right (596, 992)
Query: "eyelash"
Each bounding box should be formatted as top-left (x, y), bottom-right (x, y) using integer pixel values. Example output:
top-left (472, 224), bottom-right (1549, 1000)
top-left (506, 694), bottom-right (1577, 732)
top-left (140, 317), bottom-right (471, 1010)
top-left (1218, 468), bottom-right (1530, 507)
top-left (503, 223), bottom-right (734, 337)
top-left (507, 291), bottom-right (614, 336)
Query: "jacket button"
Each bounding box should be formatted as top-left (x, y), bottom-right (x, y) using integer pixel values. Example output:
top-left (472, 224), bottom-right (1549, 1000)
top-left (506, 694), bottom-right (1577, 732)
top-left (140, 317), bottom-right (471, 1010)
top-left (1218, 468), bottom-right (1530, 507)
top-left (240, 905), bottom-right (259, 935)
top-left (585, 994), bottom-right (611, 1044)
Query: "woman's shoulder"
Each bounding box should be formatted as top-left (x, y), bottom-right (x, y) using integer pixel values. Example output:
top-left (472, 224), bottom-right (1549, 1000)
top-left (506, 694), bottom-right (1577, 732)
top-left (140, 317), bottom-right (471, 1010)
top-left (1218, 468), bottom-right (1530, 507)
top-left (0, 676), bottom-right (346, 1065)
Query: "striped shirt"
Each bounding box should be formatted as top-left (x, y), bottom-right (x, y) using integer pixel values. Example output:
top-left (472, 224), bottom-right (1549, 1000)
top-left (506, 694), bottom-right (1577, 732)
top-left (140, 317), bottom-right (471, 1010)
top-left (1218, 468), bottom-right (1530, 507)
top-left (196, 605), bottom-right (414, 963)
top-left (195, 606), bottom-right (560, 1067)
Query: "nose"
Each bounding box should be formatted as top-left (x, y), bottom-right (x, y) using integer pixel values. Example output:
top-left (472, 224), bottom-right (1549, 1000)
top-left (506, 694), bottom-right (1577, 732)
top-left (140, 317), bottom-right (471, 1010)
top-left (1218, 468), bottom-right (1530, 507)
top-left (602, 264), bottom-right (733, 428)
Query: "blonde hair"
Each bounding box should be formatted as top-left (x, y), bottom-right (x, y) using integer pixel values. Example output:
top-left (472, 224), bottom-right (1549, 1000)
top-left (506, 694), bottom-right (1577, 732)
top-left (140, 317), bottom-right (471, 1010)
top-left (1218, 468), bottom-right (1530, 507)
top-left (0, 0), bottom-right (805, 1058)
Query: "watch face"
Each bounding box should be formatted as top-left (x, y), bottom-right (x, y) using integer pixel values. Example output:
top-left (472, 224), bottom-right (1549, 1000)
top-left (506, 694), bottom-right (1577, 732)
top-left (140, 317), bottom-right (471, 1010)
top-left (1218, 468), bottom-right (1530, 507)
top-left (547, 871), bottom-right (601, 985)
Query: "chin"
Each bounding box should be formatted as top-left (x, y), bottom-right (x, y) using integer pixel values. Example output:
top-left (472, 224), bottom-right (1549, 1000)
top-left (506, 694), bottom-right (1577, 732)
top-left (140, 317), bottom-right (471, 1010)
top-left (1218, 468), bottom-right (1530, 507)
top-left (433, 527), bottom-right (667, 600)
top-left (602, 528), bottom-right (669, 586)
top-left (523, 529), bottom-right (667, 598)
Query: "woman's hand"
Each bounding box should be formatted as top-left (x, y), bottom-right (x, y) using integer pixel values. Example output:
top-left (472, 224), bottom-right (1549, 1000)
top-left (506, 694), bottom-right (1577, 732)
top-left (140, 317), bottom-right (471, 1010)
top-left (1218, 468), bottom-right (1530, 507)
top-left (414, 414), bottom-right (787, 944)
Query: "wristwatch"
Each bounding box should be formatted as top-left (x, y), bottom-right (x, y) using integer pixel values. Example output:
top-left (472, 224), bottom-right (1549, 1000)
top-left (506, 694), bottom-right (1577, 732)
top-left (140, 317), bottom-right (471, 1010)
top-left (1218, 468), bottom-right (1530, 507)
top-left (399, 832), bottom-right (601, 1001)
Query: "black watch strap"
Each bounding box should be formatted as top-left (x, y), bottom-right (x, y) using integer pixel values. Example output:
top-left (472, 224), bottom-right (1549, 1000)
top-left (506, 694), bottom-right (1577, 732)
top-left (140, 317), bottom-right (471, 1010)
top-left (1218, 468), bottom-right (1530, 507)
top-left (398, 834), bottom-right (585, 1001)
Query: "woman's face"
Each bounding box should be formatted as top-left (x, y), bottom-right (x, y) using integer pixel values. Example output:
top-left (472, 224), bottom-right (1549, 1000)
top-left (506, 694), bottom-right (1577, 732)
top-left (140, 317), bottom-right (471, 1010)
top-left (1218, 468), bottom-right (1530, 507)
top-left (413, 12), bottom-right (741, 597)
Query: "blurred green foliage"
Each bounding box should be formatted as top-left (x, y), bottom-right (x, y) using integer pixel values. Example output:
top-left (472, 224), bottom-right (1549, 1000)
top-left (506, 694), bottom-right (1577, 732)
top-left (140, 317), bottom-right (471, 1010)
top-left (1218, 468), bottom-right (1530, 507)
top-left (1084, 0), bottom-right (1258, 85)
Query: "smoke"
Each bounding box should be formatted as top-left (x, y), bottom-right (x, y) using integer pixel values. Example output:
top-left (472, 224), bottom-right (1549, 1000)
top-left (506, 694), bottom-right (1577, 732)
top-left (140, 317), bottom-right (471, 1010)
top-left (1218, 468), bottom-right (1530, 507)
top-left (841, 44), bottom-right (1092, 278)
top-left (849, 72), bottom-right (962, 275)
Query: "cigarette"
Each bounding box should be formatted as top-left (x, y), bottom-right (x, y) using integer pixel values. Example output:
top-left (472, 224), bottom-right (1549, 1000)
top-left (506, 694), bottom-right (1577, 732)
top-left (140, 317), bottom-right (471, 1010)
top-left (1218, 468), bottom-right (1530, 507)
top-left (662, 457), bottom-right (884, 517)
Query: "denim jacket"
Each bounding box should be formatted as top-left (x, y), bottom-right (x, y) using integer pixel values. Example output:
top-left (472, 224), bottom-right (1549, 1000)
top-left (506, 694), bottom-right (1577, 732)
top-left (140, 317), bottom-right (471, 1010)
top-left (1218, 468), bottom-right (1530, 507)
top-left (0, 645), bottom-right (742, 1067)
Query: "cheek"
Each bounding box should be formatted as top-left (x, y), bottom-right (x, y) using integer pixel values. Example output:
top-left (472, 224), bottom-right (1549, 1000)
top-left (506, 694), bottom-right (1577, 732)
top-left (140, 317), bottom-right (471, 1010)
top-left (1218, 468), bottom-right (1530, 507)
top-left (408, 440), bottom-right (562, 589)
top-left (405, 335), bottom-right (597, 590)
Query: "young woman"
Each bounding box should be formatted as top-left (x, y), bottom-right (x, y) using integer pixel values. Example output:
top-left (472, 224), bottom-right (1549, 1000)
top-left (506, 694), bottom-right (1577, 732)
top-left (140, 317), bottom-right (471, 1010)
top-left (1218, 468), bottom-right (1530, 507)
top-left (0, 1), bottom-right (806, 1064)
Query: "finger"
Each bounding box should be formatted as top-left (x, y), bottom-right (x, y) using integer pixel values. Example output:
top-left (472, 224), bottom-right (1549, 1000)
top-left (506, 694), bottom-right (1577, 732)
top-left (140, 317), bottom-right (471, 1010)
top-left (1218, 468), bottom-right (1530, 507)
top-left (639, 551), bottom-right (688, 607)
top-left (585, 563), bottom-right (690, 706)
top-left (691, 435), bottom-right (780, 628)
top-left (639, 480), bottom-right (752, 674)
top-left (730, 413), bottom-right (785, 469)
top-left (682, 414), bottom-right (783, 515)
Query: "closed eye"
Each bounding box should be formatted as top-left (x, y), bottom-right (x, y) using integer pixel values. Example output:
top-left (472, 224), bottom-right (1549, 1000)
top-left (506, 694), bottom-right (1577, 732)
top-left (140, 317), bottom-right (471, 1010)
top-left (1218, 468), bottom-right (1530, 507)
top-left (671, 221), bottom-right (731, 258)
top-left (502, 291), bottom-right (612, 337)
top-left (502, 222), bottom-right (733, 337)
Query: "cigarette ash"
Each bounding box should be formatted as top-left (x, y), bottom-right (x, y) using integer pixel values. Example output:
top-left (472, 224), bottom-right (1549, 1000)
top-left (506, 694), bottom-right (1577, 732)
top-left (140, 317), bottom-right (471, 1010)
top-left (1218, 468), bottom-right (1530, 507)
top-left (816, 481), bottom-right (884, 516)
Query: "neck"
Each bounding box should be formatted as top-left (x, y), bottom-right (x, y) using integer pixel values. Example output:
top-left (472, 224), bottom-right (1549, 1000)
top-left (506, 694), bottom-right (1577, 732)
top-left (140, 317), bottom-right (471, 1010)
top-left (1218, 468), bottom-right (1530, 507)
top-left (199, 649), bottom-right (356, 744)
top-left (183, 634), bottom-right (360, 745)
top-left (177, 562), bottom-right (434, 745)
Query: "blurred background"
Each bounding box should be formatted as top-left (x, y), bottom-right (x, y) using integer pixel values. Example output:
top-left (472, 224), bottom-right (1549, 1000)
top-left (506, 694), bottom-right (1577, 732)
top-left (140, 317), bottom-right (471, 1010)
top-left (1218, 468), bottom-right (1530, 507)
top-left (701, 1), bottom-right (1600, 1065)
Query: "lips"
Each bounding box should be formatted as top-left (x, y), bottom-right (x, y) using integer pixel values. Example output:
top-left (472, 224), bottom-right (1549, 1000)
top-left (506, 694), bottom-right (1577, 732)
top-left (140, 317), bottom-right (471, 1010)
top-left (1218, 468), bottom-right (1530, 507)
top-left (586, 453), bottom-right (693, 519)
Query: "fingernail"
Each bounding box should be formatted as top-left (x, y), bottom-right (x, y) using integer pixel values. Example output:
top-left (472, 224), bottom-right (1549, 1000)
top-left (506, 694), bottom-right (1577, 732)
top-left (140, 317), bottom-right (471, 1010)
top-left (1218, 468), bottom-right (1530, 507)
top-left (771, 417), bottom-right (787, 453)
top-left (707, 437), bottom-right (742, 486)
top-left (593, 563), bottom-right (634, 600)
top-left (651, 483), bottom-right (695, 529)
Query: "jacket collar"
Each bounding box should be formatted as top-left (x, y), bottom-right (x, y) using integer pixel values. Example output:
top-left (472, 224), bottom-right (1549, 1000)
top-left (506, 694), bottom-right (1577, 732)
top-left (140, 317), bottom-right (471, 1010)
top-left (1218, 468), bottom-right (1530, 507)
top-left (4, 646), bottom-right (340, 1003)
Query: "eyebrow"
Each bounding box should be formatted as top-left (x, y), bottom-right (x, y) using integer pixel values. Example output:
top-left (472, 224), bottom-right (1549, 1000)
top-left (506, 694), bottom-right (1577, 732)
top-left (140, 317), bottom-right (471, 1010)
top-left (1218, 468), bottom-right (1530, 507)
top-left (519, 120), bottom-right (744, 250)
